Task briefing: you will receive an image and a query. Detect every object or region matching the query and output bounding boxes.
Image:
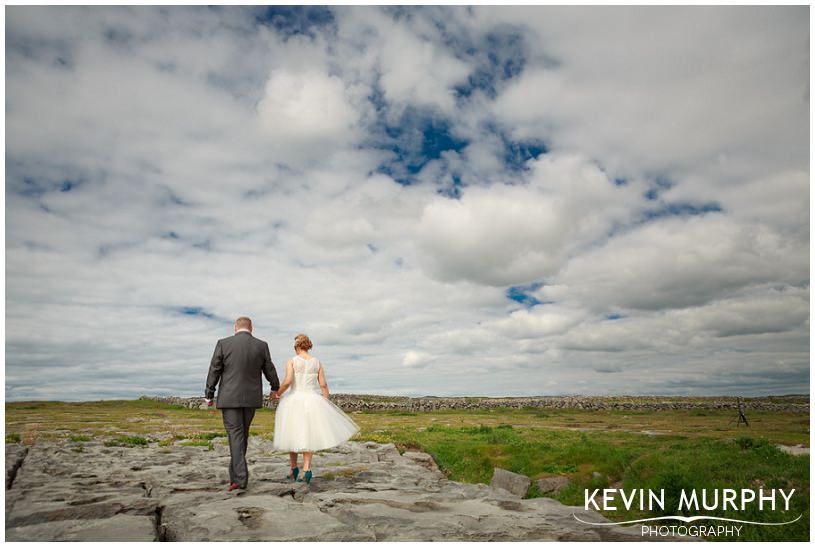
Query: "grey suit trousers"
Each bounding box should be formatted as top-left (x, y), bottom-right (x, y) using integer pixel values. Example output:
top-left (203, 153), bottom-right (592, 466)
top-left (222, 407), bottom-right (256, 488)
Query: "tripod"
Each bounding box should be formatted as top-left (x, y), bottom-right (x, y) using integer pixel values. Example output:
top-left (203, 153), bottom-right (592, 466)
top-left (729, 397), bottom-right (749, 427)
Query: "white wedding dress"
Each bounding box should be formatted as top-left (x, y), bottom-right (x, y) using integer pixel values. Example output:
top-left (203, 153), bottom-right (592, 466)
top-left (272, 355), bottom-right (359, 452)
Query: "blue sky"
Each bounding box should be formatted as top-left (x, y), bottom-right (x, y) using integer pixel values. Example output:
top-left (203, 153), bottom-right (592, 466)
top-left (5, 6), bottom-right (809, 401)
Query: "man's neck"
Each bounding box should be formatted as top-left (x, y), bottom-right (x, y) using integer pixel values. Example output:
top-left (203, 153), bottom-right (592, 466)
top-left (235, 329), bottom-right (251, 334)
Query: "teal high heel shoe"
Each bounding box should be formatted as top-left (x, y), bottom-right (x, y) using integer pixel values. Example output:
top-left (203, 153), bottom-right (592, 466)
top-left (297, 470), bottom-right (312, 484)
top-left (287, 467), bottom-right (299, 482)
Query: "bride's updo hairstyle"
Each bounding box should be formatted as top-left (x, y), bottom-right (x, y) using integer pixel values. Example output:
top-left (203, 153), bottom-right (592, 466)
top-left (294, 333), bottom-right (313, 352)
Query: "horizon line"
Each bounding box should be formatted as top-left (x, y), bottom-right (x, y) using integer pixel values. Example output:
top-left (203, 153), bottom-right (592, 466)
top-left (4, 393), bottom-right (810, 404)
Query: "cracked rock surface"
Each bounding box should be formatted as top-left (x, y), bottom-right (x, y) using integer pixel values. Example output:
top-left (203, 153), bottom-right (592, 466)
top-left (5, 439), bottom-right (668, 541)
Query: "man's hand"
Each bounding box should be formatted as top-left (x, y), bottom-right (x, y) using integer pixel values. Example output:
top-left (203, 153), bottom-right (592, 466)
top-left (271, 391), bottom-right (280, 400)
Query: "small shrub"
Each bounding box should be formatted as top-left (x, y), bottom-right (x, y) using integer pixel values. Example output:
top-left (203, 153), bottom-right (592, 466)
top-left (104, 435), bottom-right (149, 448)
top-left (525, 481), bottom-right (544, 499)
top-left (735, 436), bottom-right (771, 450)
top-left (6, 433), bottom-right (21, 443)
top-left (322, 468), bottom-right (358, 480)
top-left (654, 470), bottom-right (695, 517)
top-left (541, 462), bottom-right (577, 474)
top-left (69, 435), bottom-right (92, 443)
top-left (181, 439), bottom-right (214, 450)
top-left (197, 432), bottom-right (225, 441)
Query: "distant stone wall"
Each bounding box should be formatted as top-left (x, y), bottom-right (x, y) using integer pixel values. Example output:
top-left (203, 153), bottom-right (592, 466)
top-left (140, 394), bottom-right (809, 413)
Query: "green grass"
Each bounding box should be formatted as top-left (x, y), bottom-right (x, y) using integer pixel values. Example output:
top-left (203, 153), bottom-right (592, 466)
top-left (180, 439), bottom-right (214, 450)
top-left (4, 398), bottom-right (808, 540)
top-left (607, 436), bottom-right (809, 541)
top-left (103, 435), bottom-right (150, 448)
top-left (69, 434), bottom-right (92, 443)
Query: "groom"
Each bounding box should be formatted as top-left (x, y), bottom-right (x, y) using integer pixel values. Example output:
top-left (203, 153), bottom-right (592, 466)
top-left (205, 316), bottom-right (280, 492)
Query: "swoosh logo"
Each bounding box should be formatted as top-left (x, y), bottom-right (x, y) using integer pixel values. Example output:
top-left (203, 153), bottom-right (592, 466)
top-left (572, 513), bottom-right (803, 527)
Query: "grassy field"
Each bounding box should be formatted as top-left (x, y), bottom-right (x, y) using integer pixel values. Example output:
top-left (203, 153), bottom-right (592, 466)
top-left (5, 399), bottom-right (809, 541)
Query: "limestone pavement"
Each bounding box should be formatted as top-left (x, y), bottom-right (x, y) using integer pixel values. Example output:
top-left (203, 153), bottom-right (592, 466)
top-left (6, 439), bottom-right (676, 541)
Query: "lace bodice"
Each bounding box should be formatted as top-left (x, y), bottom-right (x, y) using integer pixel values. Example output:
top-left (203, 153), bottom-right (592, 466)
top-left (290, 355), bottom-right (321, 393)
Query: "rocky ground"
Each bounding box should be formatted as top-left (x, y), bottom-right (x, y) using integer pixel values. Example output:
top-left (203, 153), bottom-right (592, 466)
top-left (5, 439), bottom-right (673, 541)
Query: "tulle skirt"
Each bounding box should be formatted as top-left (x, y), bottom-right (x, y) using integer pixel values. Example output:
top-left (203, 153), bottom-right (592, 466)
top-left (272, 390), bottom-right (360, 452)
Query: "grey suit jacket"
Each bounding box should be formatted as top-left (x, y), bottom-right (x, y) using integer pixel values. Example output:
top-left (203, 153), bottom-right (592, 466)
top-left (205, 331), bottom-right (280, 408)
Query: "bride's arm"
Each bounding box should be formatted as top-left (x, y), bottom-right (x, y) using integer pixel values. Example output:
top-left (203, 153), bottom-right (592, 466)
top-left (275, 359), bottom-right (294, 398)
top-left (317, 363), bottom-right (329, 400)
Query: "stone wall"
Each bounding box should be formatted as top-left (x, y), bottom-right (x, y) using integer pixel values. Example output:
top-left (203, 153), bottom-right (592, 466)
top-left (140, 394), bottom-right (809, 413)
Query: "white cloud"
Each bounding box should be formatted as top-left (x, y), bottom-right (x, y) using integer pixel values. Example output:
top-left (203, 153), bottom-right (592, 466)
top-left (664, 169), bottom-right (809, 240)
top-left (378, 25), bottom-right (470, 115)
top-left (554, 287), bottom-right (809, 354)
top-left (257, 69), bottom-right (361, 160)
top-left (486, 6), bottom-right (809, 182)
top-left (415, 153), bottom-right (641, 285)
top-left (542, 214), bottom-right (807, 313)
top-left (402, 350), bottom-right (433, 368)
top-left (491, 305), bottom-right (587, 339)
top-left (336, 8), bottom-right (471, 117)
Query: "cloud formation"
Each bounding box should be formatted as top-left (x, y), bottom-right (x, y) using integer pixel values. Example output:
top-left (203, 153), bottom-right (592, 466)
top-left (257, 70), bottom-right (361, 154)
top-left (5, 6), bottom-right (809, 401)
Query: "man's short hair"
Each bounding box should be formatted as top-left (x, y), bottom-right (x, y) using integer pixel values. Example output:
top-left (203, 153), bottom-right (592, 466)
top-left (235, 317), bottom-right (252, 330)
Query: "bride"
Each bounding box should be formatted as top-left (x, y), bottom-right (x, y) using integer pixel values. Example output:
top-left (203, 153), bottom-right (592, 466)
top-left (271, 333), bottom-right (359, 484)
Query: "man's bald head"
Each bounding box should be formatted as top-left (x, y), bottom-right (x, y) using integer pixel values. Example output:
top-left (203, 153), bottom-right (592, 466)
top-left (234, 317), bottom-right (252, 332)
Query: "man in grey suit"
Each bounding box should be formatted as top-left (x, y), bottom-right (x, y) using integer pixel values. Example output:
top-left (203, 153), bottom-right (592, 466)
top-left (205, 316), bottom-right (280, 492)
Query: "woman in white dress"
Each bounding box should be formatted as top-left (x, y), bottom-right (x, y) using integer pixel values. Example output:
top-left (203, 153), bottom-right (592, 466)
top-left (272, 334), bottom-right (359, 484)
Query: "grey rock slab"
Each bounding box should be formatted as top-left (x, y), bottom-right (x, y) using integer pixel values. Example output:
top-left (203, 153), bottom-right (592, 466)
top-left (538, 475), bottom-right (571, 494)
top-left (163, 493), bottom-right (374, 541)
top-left (490, 467), bottom-right (532, 497)
top-left (777, 444), bottom-right (809, 456)
top-left (401, 450), bottom-right (443, 476)
top-left (5, 513), bottom-right (158, 542)
top-left (5, 444), bottom-right (27, 489)
top-left (520, 497), bottom-right (695, 542)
